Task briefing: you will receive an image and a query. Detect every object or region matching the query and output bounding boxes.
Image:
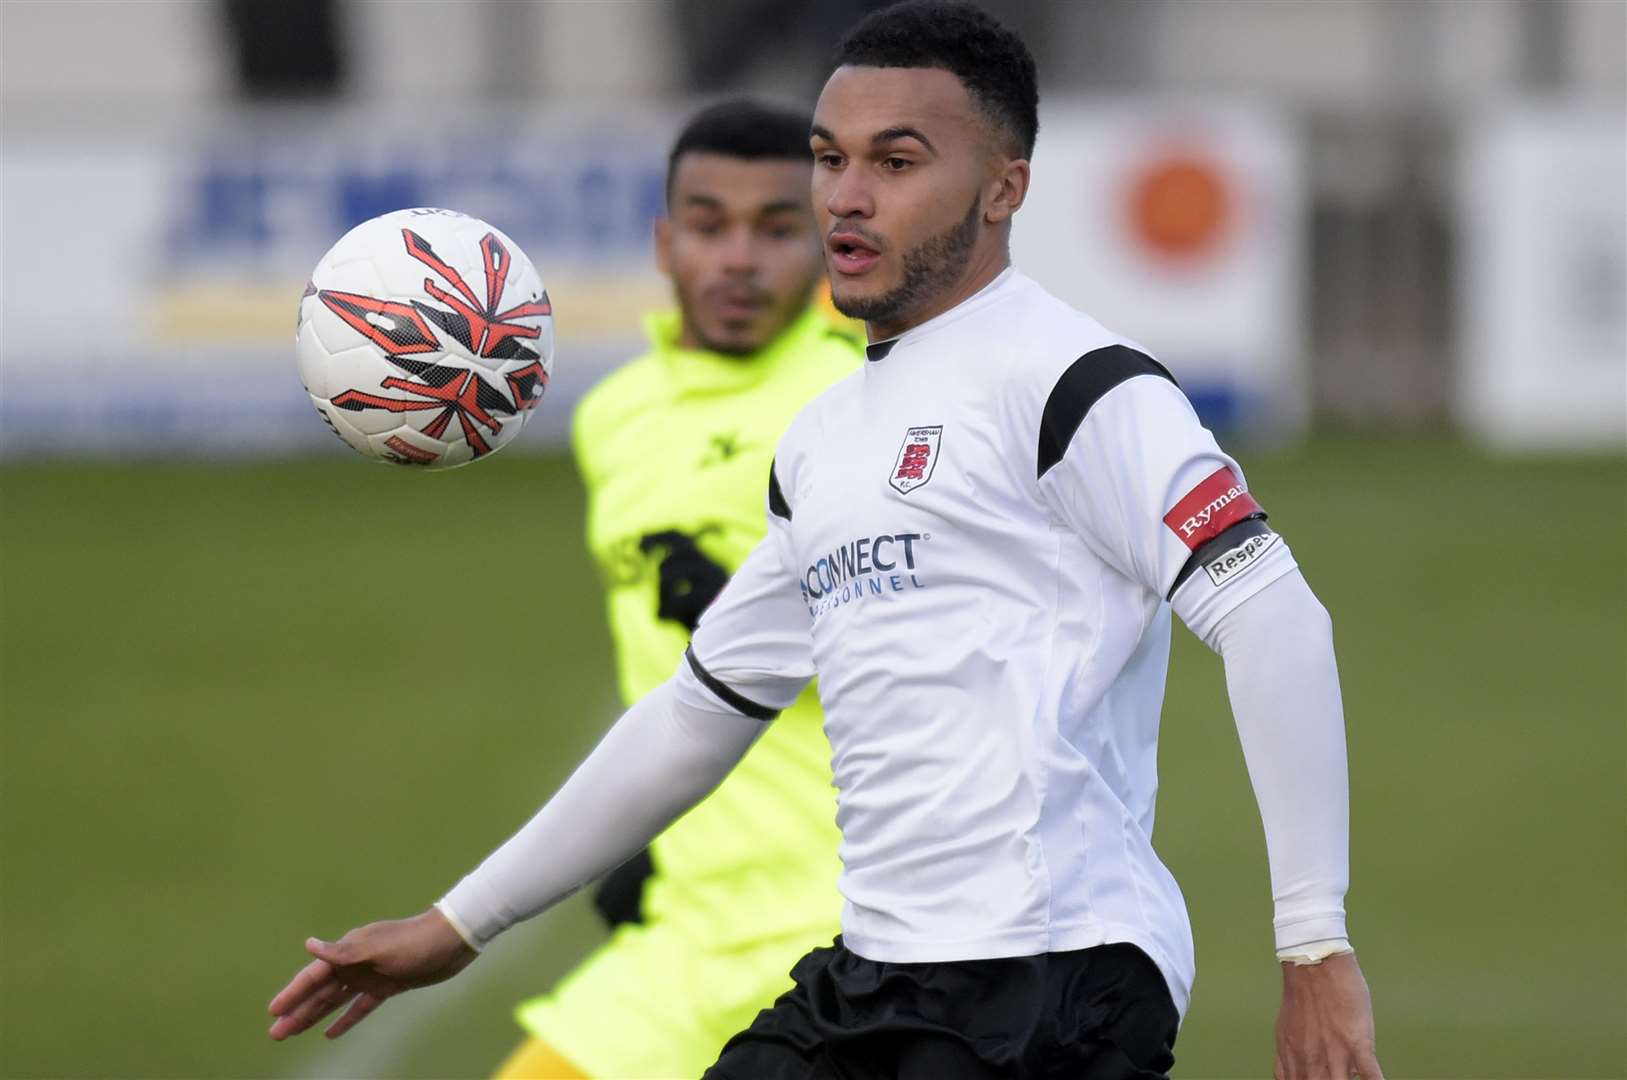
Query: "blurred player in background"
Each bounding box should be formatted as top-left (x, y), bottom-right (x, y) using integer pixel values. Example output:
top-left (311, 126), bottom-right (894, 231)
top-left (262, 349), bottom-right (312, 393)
top-left (490, 100), bottom-right (859, 1079)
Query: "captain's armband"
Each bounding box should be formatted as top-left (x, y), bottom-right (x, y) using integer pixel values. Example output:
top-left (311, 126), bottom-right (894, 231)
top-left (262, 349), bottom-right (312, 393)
top-left (1167, 515), bottom-right (1276, 600)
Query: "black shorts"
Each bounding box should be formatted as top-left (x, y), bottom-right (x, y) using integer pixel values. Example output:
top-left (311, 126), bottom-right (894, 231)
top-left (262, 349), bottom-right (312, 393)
top-left (704, 938), bottom-right (1179, 1080)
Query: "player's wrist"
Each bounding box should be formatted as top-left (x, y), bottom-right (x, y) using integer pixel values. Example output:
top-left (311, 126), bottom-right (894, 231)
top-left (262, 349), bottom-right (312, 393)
top-left (431, 898), bottom-right (486, 953)
top-left (1276, 937), bottom-right (1353, 966)
top-left (1272, 906), bottom-right (1347, 954)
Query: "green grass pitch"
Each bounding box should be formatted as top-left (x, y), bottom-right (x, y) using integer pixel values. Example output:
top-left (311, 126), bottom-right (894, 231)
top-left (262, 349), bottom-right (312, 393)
top-left (1, 437), bottom-right (1622, 1079)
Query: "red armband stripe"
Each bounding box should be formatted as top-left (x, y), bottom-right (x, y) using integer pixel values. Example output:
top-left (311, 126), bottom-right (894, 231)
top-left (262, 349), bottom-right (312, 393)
top-left (1163, 466), bottom-right (1262, 550)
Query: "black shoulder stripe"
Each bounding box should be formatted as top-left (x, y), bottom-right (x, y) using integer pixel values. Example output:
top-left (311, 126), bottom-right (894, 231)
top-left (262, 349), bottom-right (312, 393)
top-left (767, 459), bottom-right (791, 521)
top-left (685, 646), bottom-right (780, 721)
top-left (1037, 346), bottom-right (1177, 479)
top-left (1167, 514), bottom-right (1271, 600)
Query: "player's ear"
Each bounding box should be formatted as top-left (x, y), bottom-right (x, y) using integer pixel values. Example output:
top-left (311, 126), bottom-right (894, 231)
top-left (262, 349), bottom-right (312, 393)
top-left (984, 158), bottom-right (1030, 226)
top-left (654, 216), bottom-right (673, 275)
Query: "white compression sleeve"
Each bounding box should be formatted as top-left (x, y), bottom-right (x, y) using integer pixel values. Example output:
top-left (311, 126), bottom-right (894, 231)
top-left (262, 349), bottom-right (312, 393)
top-left (1211, 568), bottom-right (1351, 953)
top-left (436, 675), bottom-right (763, 949)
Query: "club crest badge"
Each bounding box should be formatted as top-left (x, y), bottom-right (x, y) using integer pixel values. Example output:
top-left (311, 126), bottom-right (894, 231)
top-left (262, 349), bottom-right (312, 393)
top-left (889, 425), bottom-right (943, 494)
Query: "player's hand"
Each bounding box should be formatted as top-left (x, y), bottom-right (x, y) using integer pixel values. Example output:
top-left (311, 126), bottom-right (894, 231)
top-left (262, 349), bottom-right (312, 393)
top-left (267, 908), bottom-right (476, 1041)
top-left (639, 529), bottom-right (730, 631)
top-left (1274, 951), bottom-right (1384, 1079)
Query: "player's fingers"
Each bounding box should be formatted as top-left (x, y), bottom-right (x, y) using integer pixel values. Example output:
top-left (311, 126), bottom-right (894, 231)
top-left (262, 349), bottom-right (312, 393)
top-left (324, 991), bottom-right (385, 1039)
top-left (268, 981), bottom-right (354, 1041)
top-left (270, 982), bottom-right (352, 1040)
top-left (1276, 1042), bottom-right (1304, 1080)
top-left (267, 957), bottom-right (335, 1016)
top-left (1354, 1049), bottom-right (1386, 1080)
top-left (304, 935), bottom-right (356, 966)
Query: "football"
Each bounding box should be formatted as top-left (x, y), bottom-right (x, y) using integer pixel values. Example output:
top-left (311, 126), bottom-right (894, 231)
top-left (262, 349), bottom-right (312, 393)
top-left (295, 207), bottom-right (554, 468)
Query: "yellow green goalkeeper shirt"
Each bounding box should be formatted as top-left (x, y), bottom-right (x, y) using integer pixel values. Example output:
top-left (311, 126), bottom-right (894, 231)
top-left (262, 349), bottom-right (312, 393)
top-left (572, 302), bottom-right (859, 945)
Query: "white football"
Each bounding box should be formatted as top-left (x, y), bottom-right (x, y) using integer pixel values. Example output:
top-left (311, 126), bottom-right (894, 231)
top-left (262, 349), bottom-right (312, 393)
top-left (295, 207), bottom-right (554, 468)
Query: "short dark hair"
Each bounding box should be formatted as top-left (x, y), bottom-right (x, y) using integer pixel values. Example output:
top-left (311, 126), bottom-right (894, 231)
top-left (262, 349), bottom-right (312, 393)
top-left (665, 99), bottom-right (814, 204)
top-left (833, 0), bottom-right (1039, 159)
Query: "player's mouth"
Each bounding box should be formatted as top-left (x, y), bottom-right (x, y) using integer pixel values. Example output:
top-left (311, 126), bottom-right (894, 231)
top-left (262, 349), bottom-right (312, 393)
top-left (828, 231), bottom-right (882, 276)
top-left (708, 287), bottom-right (770, 322)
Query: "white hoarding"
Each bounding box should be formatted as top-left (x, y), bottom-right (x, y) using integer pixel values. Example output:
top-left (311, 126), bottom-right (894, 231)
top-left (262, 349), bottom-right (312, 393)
top-left (1456, 102), bottom-right (1626, 450)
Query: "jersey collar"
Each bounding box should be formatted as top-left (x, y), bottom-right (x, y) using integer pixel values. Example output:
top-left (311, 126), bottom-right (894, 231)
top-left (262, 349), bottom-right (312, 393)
top-left (646, 303), bottom-right (835, 397)
top-left (863, 265), bottom-right (1022, 365)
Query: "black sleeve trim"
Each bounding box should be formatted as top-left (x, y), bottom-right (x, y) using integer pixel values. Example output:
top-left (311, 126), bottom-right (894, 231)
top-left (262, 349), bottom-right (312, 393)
top-left (1166, 514), bottom-right (1271, 600)
top-left (684, 646), bottom-right (780, 721)
top-left (1037, 345), bottom-right (1178, 479)
top-left (767, 459), bottom-right (791, 521)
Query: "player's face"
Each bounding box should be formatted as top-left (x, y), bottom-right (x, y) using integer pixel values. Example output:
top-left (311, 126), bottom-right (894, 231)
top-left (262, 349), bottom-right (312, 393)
top-left (657, 154), bottom-right (823, 356)
top-left (811, 65), bottom-right (1014, 337)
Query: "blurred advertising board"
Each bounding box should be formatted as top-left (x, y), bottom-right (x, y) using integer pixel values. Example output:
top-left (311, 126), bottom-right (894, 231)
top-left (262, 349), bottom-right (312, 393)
top-left (1456, 102), bottom-right (1626, 451)
top-left (1, 100), bottom-right (1306, 457)
top-left (1014, 98), bottom-right (1307, 438)
top-left (0, 108), bottom-right (673, 457)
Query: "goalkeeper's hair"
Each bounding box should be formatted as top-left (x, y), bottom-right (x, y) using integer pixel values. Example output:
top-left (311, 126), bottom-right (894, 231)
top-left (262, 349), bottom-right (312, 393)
top-left (832, 0), bottom-right (1038, 159)
top-left (666, 99), bottom-right (814, 204)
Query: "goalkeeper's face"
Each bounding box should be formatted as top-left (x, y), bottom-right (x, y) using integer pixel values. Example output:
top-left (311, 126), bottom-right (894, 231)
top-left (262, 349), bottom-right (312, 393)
top-left (657, 154), bottom-right (824, 357)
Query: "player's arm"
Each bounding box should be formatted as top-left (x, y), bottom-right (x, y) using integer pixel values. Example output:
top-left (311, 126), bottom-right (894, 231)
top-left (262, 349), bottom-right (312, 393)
top-left (570, 390), bottom-right (731, 926)
top-left (571, 389), bottom-right (730, 634)
top-left (639, 529), bottom-right (731, 631)
top-left (1033, 349), bottom-right (1382, 1080)
top-left (1148, 429), bottom-right (1380, 1080)
top-left (267, 517), bottom-right (814, 1041)
top-left (1202, 568), bottom-right (1381, 1080)
top-left (444, 507), bottom-right (814, 943)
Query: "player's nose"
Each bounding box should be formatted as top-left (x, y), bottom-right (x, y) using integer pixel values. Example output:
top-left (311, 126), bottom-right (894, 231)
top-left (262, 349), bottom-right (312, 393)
top-left (823, 168), bottom-right (874, 220)
top-left (719, 229), bottom-right (759, 272)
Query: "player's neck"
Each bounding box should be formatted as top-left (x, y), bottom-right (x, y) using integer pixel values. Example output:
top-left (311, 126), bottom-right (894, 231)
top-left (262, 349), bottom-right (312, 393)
top-left (674, 323), bottom-right (771, 361)
top-left (672, 300), bottom-right (813, 361)
top-left (865, 245), bottom-right (1011, 344)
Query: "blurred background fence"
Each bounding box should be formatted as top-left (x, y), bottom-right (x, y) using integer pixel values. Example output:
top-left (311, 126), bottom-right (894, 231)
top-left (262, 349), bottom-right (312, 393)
top-left (3, 0), bottom-right (1622, 455)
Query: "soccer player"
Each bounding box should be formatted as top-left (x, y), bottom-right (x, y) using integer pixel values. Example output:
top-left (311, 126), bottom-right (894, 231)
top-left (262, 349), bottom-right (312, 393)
top-left (268, 4), bottom-right (1386, 1079)
top-left (490, 100), bottom-right (858, 1079)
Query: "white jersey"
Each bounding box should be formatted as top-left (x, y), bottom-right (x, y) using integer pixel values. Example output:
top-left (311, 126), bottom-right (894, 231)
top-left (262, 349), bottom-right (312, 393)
top-left (683, 267), bottom-right (1299, 1017)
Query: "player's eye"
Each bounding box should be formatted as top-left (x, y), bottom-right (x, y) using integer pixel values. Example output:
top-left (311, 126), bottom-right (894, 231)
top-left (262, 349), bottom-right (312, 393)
top-left (816, 153), bottom-right (845, 169)
top-left (880, 156), bottom-right (912, 172)
top-left (692, 220), bottom-right (725, 236)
